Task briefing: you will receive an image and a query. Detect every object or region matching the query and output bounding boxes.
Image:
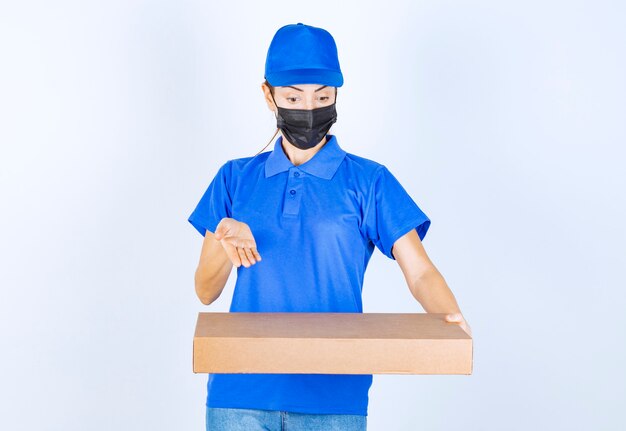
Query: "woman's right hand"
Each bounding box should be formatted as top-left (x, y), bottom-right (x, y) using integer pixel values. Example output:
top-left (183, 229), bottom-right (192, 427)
top-left (213, 217), bottom-right (262, 268)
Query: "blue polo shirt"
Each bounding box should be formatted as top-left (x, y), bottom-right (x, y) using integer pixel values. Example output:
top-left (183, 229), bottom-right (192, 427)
top-left (188, 134), bottom-right (430, 416)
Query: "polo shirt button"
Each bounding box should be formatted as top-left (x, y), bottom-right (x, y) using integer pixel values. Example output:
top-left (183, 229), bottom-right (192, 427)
top-left (294, 172), bottom-right (300, 177)
top-left (289, 189), bottom-right (296, 195)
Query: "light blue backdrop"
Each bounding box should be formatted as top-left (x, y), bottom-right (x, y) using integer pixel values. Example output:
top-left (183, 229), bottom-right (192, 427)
top-left (1, 1), bottom-right (624, 430)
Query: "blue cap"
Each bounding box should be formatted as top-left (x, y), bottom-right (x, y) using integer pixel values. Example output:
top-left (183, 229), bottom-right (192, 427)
top-left (264, 23), bottom-right (344, 87)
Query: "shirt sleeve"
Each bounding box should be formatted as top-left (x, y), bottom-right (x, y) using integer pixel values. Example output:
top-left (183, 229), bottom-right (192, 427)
top-left (187, 161), bottom-right (233, 237)
top-left (363, 165), bottom-right (431, 260)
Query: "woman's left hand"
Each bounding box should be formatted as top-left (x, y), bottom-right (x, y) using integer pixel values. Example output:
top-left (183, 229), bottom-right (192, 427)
top-left (445, 313), bottom-right (472, 337)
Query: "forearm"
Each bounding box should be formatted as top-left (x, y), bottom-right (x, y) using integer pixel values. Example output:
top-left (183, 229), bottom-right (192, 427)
top-left (195, 260), bottom-right (231, 305)
top-left (409, 267), bottom-right (462, 314)
top-left (194, 234), bottom-right (233, 305)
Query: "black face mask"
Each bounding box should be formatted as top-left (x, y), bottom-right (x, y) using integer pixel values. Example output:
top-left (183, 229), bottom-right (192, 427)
top-left (271, 92), bottom-right (338, 150)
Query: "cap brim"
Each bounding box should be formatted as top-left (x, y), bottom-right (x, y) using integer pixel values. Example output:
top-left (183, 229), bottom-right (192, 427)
top-left (266, 68), bottom-right (343, 87)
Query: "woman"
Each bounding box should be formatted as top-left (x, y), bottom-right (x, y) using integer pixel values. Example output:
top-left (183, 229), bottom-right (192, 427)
top-left (188, 22), bottom-right (471, 431)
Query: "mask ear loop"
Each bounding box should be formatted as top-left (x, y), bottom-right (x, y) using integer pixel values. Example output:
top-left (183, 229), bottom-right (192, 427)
top-left (254, 127), bottom-right (280, 157)
top-left (254, 92), bottom-right (281, 157)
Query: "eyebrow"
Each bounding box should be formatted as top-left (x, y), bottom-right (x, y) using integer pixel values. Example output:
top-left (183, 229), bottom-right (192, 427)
top-left (286, 85), bottom-right (328, 92)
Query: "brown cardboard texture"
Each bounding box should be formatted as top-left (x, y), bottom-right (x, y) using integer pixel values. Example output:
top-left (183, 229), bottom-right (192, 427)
top-left (193, 312), bottom-right (473, 375)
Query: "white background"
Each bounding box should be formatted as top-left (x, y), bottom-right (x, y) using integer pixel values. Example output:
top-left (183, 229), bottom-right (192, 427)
top-left (1, 1), bottom-right (624, 430)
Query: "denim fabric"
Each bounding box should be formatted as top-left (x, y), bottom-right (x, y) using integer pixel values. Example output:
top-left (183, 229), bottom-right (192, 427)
top-left (206, 406), bottom-right (367, 431)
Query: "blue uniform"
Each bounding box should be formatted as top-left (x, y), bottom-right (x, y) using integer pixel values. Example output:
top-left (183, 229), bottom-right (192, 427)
top-left (188, 134), bottom-right (431, 416)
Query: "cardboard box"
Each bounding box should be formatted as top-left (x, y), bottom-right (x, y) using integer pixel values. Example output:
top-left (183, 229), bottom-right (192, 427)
top-left (193, 312), bottom-right (472, 375)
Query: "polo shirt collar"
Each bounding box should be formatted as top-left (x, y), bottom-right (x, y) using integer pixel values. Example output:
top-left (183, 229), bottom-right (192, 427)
top-left (264, 134), bottom-right (347, 180)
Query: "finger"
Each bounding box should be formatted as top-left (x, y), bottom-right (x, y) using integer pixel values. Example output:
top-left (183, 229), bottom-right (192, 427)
top-left (242, 247), bottom-right (257, 264)
top-left (445, 313), bottom-right (461, 322)
top-left (222, 242), bottom-right (241, 267)
top-left (239, 239), bottom-right (257, 259)
top-left (251, 247), bottom-right (262, 261)
top-left (237, 246), bottom-right (252, 267)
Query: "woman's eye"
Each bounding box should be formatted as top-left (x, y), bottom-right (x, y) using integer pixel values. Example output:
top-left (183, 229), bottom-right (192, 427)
top-left (284, 96), bottom-right (330, 103)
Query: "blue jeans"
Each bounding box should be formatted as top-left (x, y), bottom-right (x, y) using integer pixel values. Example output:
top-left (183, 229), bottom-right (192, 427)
top-left (206, 406), bottom-right (367, 431)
